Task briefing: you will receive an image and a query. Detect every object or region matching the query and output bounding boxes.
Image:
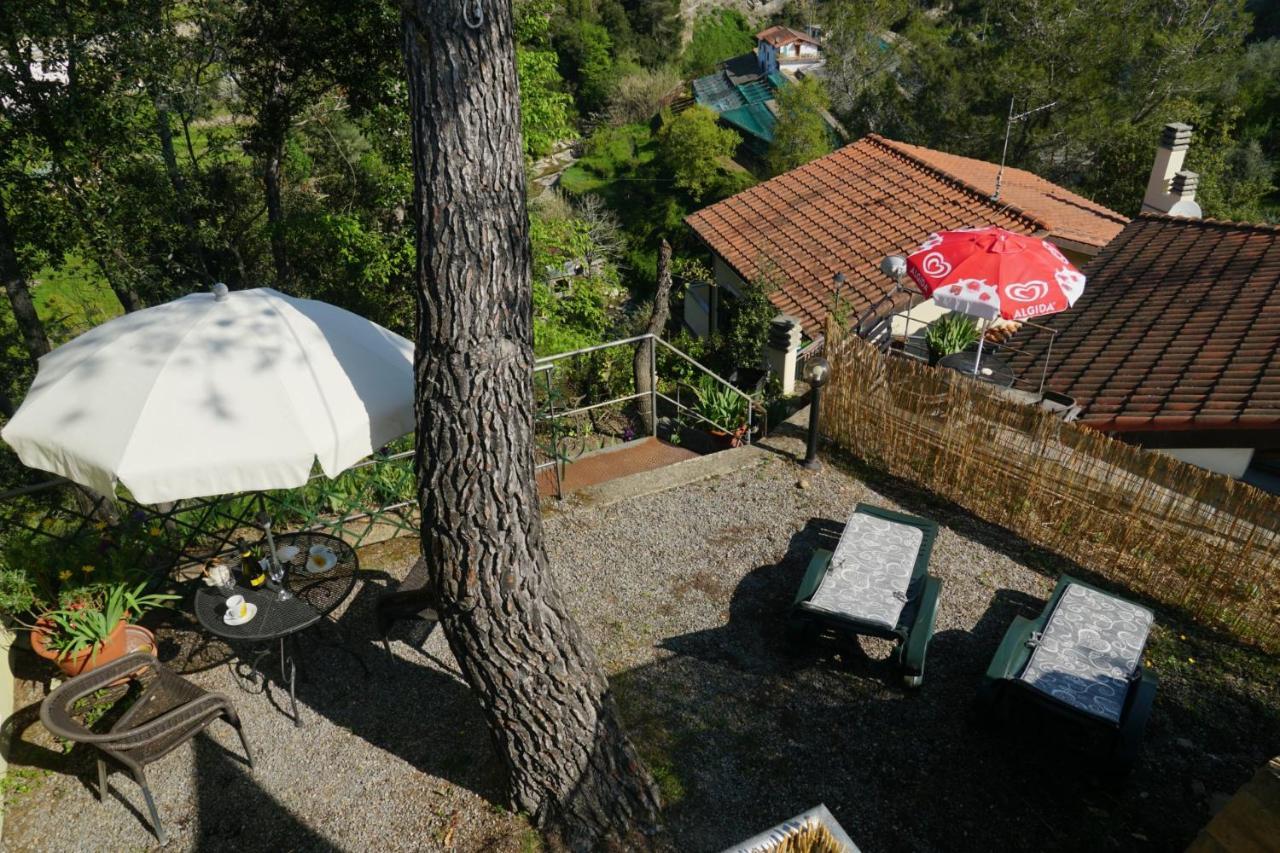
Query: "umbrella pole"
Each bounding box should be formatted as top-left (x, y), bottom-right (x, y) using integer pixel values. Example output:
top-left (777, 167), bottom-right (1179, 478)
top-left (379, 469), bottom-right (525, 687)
top-left (974, 318), bottom-right (989, 376)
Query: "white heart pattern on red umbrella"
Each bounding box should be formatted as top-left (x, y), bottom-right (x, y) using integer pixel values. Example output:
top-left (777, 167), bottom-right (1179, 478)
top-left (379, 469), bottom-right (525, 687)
top-left (1004, 281), bottom-right (1050, 303)
top-left (918, 251), bottom-right (951, 278)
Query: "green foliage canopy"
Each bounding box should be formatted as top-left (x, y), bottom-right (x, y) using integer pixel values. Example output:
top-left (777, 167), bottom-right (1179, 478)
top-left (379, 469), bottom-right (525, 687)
top-left (767, 78), bottom-right (834, 176)
top-left (682, 10), bottom-right (756, 77)
top-left (658, 106), bottom-right (743, 201)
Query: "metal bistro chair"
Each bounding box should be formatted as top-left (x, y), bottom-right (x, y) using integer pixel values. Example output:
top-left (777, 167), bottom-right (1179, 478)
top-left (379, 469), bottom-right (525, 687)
top-left (375, 556), bottom-right (439, 654)
top-left (40, 652), bottom-right (254, 844)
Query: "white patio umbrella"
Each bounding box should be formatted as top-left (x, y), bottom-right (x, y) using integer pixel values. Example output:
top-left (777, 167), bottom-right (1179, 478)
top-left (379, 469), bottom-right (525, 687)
top-left (1, 284), bottom-right (415, 503)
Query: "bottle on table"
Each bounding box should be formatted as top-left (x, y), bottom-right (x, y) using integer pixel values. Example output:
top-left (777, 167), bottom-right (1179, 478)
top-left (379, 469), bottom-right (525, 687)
top-left (236, 537), bottom-right (268, 588)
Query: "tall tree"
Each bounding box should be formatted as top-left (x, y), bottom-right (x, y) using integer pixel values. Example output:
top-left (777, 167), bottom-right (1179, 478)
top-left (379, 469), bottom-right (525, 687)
top-left (633, 239), bottom-right (672, 434)
top-left (219, 0), bottom-right (400, 290)
top-left (658, 105), bottom-right (741, 200)
top-left (0, 193), bottom-right (49, 365)
top-left (400, 0), bottom-right (662, 848)
top-left (767, 77), bottom-right (834, 177)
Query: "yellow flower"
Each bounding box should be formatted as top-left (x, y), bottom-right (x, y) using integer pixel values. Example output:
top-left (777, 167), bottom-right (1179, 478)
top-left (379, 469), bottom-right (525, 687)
top-left (148, 526), bottom-right (162, 537)
top-left (80, 564), bottom-right (95, 574)
top-left (1187, 657), bottom-right (1196, 664)
top-left (58, 570), bottom-right (72, 581)
top-left (1179, 634), bottom-right (1187, 641)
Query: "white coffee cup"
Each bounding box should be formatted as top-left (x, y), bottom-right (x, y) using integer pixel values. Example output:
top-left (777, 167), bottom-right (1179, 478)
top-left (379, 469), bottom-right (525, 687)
top-left (226, 594), bottom-right (247, 619)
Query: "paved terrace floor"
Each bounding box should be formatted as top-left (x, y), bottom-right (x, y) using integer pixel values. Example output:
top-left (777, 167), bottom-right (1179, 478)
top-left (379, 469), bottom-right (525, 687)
top-left (4, 432), bottom-right (1279, 851)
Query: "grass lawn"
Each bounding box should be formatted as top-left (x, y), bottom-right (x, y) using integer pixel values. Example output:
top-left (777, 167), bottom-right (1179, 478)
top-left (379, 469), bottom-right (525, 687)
top-left (30, 254), bottom-right (122, 345)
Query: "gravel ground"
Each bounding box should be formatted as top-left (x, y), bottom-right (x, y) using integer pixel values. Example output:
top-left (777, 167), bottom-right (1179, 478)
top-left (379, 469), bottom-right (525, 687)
top-left (3, 431), bottom-right (1278, 852)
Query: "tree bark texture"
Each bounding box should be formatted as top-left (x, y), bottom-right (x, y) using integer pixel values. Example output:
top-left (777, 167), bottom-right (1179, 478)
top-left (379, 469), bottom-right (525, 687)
top-left (154, 95), bottom-right (206, 280)
top-left (263, 134), bottom-right (290, 290)
top-left (633, 240), bottom-right (672, 435)
top-left (0, 194), bottom-right (51, 364)
top-left (401, 2), bottom-right (662, 850)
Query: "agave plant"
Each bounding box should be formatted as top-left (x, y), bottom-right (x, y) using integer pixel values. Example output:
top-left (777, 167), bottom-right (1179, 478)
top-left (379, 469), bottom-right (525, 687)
top-left (691, 375), bottom-right (748, 433)
top-left (37, 581), bottom-right (178, 661)
top-left (924, 312), bottom-right (981, 363)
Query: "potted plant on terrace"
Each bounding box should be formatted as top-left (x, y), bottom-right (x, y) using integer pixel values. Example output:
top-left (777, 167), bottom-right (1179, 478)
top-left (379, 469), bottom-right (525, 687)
top-left (691, 375), bottom-right (750, 448)
top-left (924, 312), bottom-right (981, 365)
top-left (0, 512), bottom-right (180, 677)
top-left (28, 581), bottom-right (177, 678)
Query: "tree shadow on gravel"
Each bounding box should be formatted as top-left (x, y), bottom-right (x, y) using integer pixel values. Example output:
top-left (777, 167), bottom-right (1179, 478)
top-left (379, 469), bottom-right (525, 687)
top-left (613, 519), bottom-right (1280, 853)
top-left (138, 570), bottom-right (511, 814)
top-left (190, 735), bottom-right (340, 852)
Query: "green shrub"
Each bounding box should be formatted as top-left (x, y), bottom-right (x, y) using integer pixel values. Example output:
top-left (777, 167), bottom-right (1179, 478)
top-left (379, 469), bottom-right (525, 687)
top-left (681, 10), bottom-right (756, 77)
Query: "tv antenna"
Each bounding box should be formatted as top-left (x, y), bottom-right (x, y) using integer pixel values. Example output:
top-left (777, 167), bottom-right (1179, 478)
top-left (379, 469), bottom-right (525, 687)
top-left (993, 97), bottom-right (1057, 202)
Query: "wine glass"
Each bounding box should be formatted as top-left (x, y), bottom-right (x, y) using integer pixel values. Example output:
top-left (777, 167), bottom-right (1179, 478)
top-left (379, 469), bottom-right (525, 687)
top-left (269, 556), bottom-right (293, 601)
top-left (257, 510), bottom-right (293, 601)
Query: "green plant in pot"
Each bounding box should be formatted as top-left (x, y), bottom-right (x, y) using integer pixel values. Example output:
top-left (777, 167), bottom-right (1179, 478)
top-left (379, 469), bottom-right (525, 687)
top-left (924, 312), bottom-right (981, 365)
top-left (691, 375), bottom-right (749, 446)
top-left (28, 581), bottom-right (178, 678)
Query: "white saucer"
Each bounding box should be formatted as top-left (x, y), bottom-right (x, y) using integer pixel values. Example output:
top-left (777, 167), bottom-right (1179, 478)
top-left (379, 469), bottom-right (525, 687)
top-left (223, 601), bottom-right (258, 626)
top-left (304, 546), bottom-right (338, 574)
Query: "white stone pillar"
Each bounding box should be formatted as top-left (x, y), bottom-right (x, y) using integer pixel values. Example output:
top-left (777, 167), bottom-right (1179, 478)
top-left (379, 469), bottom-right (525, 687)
top-left (766, 314), bottom-right (802, 395)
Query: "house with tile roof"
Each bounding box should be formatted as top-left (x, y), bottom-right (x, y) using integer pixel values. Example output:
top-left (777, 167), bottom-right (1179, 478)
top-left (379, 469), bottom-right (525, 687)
top-left (1005, 214), bottom-right (1280, 489)
top-left (755, 25), bottom-right (823, 76)
top-left (689, 28), bottom-right (837, 158)
top-left (683, 133), bottom-right (1129, 343)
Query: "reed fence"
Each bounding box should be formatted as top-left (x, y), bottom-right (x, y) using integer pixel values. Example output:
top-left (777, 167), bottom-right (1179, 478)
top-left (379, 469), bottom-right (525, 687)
top-left (820, 321), bottom-right (1280, 651)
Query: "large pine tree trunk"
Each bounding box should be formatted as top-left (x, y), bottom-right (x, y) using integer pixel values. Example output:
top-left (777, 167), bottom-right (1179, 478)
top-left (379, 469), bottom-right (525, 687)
top-left (401, 1), bottom-right (663, 849)
top-left (0, 195), bottom-right (50, 364)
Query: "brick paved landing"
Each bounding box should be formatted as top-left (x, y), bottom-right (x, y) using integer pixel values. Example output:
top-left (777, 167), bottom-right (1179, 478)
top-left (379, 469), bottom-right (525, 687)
top-left (537, 437), bottom-right (699, 498)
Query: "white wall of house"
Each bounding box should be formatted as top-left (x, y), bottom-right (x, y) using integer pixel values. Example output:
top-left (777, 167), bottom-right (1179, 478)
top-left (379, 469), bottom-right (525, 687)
top-left (713, 256), bottom-right (746, 297)
top-left (1161, 447), bottom-right (1255, 479)
top-left (785, 42), bottom-right (822, 60)
top-left (684, 282), bottom-right (712, 337)
top-left (758, 39), bottom-right (821, 75)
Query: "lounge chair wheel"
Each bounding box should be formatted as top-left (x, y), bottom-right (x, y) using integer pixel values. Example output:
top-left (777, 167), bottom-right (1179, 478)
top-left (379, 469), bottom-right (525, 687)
top-left (903, 674), bottom-right (923, 689)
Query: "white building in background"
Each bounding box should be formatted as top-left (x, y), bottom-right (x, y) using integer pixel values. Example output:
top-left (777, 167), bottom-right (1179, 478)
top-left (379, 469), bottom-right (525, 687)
top-left (755, 26), bottom-right (824, 77)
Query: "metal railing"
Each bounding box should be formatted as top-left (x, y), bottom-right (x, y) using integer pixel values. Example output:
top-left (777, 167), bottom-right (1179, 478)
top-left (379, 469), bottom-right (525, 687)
top-left (850, 290), bottom-right (1061, 398)
top-left (0, 334), bottom-right (750, 575)
top-left (532, 333), bottom-right (756, 499)
top-left (0, 448), bottom-right (419, 579)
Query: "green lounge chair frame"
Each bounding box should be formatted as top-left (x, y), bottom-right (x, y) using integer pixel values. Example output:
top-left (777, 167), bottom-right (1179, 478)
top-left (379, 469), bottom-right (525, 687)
top-left (787, 503), bottom-right (942, 688)
top-left (976, 574), bottom-right (1158, 771)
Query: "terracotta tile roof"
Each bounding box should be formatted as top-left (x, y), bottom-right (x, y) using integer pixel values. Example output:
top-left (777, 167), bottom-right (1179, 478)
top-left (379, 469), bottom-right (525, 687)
top-left (1006, 215), bottom-right (1280, 435)
top-left (685, 135), bottom-right (1045, 338)
top-left (756, 25), bottom-right (819, 47)
top-left (882, 139), bottom-right (1129, 250)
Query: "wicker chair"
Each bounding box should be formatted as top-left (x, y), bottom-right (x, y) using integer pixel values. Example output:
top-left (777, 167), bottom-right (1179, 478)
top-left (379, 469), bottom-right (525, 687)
top-left (375, 556), bottom-right (438, 646)
top-left (40, 652), bottom-right (254, 844)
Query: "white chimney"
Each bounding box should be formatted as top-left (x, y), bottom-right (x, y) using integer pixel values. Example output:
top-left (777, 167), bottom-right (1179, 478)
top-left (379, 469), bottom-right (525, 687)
top-left (1142, 122), bottom-right (1201, 218)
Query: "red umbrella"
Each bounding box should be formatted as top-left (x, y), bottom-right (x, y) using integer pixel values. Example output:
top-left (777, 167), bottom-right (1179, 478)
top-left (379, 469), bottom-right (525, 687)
top-left (904, 226), bottom-right (1086, 322)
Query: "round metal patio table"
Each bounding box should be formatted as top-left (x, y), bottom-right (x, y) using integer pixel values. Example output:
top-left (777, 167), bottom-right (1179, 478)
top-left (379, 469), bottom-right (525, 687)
top-left (938, 350), bottom-right (1016, 387)
top-left (194, 531), bottom-right (358, 727)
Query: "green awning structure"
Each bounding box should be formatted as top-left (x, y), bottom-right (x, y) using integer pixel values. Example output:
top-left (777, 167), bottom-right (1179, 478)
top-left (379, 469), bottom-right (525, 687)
top-left (691, 58), bottom-right (789, 148)
top-left (720, 103), bottom-right (777, 144)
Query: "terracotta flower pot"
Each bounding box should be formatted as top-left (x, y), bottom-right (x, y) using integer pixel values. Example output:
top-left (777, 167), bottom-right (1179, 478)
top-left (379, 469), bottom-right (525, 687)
top-left (30, 614), bottom-right (132, 679)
